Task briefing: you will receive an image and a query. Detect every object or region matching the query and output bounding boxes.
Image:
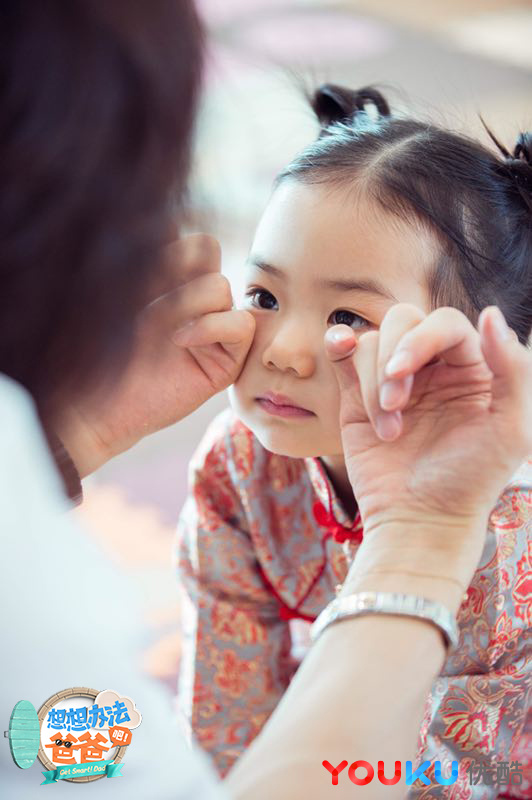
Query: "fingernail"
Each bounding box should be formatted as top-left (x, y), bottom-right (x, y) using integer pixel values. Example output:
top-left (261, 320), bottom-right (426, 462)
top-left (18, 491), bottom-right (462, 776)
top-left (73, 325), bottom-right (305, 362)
top-left (375, 411), bottom-right (402, 440)
top-left (385, 350), bottom-right (412, 377)
top-left (327, 328), bottom-right (354, 344)
top-left (490, 307), bottom-right (511, 342)
top-left (380, 380), bottom-right (403, 411)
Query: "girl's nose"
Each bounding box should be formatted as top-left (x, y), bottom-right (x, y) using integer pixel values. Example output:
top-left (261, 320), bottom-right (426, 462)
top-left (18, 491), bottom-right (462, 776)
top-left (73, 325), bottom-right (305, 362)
top-left (261, 325), bottom-right (316, 378)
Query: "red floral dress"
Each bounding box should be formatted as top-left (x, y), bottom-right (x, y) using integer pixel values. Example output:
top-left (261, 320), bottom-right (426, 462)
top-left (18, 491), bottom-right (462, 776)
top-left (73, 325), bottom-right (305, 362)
top-left (176, 409), bottom-right (531, 797)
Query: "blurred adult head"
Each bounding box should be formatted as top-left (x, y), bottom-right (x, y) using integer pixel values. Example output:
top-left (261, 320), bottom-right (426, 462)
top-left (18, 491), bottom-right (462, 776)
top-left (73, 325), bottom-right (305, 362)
top-left (0, 0), bottom-right (204, 421)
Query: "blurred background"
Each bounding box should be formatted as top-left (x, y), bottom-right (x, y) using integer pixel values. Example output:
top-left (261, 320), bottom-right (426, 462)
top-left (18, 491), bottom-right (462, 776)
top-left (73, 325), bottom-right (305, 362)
top-left (76, 0), bottom-right (532, 698)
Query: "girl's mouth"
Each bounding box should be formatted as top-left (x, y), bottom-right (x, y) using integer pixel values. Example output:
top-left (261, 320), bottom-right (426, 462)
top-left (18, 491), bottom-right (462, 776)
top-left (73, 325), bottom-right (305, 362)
top-left (255, 392), bottom-right (315, 419)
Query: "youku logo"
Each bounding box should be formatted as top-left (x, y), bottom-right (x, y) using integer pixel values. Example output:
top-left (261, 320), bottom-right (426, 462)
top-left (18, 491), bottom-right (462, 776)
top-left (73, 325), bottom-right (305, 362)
top-left (322, 759), bottom-right (524, 787)
top-left (323, 760), bottom-right (458, 787)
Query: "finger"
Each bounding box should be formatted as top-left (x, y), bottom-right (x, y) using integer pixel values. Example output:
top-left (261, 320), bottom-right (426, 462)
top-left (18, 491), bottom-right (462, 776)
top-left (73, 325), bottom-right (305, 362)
top-left (353, 331), bottom-right (403, 441)
top-left (384, 307), bottom-right (483, 379)
top-left (324, 326), bottom-right (364, 426)
top-left (479, 306), bottom-right (532, 451)
top-left (324, 326), bottom-right (358, 393)
top-left (149, 272), bottom-right (233, 331)
top-left (172, 309), bottom-right (256, 359)
top-left (325, 327), bottom-right (402, 441)
top-left (377, 304), bottom-right (425, 411)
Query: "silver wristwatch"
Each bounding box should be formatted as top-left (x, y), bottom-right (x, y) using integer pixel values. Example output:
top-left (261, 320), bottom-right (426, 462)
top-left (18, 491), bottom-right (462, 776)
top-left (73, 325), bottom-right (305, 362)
top-left (310, 591), bottom-right (459, 650)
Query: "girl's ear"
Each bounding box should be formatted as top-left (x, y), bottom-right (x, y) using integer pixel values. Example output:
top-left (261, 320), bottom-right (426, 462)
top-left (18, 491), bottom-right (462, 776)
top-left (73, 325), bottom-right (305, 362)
top-left (311, 84), bottom-right (391, 133)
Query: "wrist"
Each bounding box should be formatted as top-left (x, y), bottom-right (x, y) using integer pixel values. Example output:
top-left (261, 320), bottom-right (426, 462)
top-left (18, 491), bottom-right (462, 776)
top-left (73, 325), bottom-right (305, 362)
top-left (55, 408), bottom-right (114, 478)
top-left (342, 516), bottom-right (488, 614)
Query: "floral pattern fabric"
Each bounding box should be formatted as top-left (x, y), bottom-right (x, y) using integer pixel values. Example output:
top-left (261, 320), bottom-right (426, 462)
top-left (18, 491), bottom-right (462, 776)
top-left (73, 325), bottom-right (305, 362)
top-left (176, 408), bottom-right (531, 797)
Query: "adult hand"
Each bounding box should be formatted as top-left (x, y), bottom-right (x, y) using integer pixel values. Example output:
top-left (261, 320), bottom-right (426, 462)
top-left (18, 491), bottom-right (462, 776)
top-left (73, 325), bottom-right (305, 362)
top-left (325, 304), bottom-right (531, 598)
top-left (59, 234), bottom-right (255, 476)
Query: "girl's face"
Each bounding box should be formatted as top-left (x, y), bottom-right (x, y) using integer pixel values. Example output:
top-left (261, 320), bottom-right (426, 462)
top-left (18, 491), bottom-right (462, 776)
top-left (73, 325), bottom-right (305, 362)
top-left (229, 181), bottom-right (434, 459)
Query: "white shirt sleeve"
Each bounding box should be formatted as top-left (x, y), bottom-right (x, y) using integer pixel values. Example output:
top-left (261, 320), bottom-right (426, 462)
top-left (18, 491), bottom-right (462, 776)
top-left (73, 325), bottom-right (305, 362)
top-left (0, 374), bottom-right (228, 800)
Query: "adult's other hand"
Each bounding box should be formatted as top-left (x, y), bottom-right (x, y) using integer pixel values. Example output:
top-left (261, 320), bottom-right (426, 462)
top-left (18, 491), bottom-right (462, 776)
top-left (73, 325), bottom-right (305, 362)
top-left (325, 304), bottom-right (531, 600)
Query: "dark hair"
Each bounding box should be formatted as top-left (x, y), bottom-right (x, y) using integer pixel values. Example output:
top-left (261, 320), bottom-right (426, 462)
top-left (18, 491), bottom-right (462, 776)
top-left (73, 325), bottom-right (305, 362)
top-left (277, 84), bottom-right (532, 345)
top-left (0, 0), bottom-right (204, 420)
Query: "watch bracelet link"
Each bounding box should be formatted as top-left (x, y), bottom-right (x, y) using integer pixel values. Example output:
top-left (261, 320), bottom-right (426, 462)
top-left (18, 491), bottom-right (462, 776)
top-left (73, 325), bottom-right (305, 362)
top-left (310, 591), bottom-right (459, 650)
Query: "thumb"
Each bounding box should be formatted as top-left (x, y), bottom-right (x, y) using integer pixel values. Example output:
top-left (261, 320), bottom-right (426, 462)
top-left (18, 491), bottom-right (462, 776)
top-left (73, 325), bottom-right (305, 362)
top-left (324, 325), bottom-right (360, 393)
top-left (479, 306), bottom-right (532, 433)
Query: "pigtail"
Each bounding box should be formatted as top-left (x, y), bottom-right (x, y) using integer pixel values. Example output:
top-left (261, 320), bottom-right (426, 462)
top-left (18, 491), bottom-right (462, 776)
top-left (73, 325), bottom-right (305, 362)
top-left (311, 84), bottom-right (391, 135)
top-left (480, 118), bottom-right (532, 213)
top-left (510, 132), bottom-right (532, 200)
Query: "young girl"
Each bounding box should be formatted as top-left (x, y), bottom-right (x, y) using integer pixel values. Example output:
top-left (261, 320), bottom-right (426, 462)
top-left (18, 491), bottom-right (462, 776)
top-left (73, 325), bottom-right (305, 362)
top-left (176, 85), bottom-right (532, 797)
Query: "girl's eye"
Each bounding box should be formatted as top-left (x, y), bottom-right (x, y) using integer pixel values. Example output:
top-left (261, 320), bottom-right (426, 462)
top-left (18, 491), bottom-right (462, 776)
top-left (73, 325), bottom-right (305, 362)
top-left (246, 288), bottom-right (278, 311)
top-left (328, 309), bottom-right (370, 329)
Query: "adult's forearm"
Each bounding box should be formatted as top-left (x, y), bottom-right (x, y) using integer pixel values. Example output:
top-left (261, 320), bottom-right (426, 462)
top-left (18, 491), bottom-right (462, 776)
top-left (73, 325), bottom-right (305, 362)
top-left (224, 522), bottom-right (476, 800)
top-left (225, 606), bottom-right (447, 799)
